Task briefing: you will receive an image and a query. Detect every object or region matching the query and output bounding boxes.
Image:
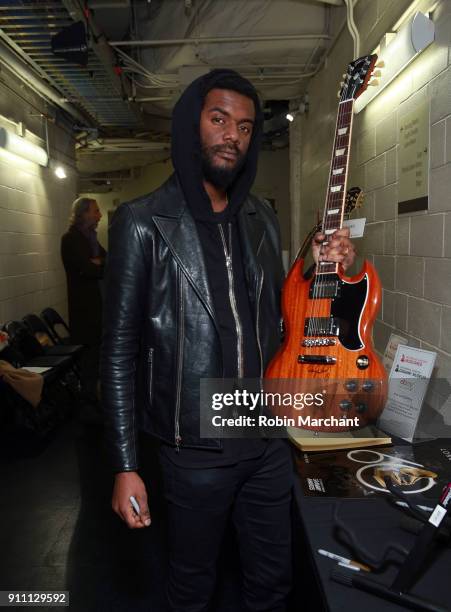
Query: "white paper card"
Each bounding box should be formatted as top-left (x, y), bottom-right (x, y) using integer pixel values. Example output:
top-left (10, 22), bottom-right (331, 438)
top-left (378, 345), bottom-right (437, 442)
top-left (20, 366), bottom-right (51, 374)
top-left (342, 217), bottom-right (366, 238)
top-left (429, 505), bottom-right (447, 527)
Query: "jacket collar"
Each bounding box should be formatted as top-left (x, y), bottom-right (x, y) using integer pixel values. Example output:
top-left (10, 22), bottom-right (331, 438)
top-left (151, 173), bottom-right (258, 218)
top-left (152, 174), bottom-right (264, 320)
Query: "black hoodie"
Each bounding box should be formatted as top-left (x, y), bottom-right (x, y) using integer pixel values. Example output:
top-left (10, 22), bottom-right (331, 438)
top-left (162, 70), bottom-right (268, 465)
top-left (171, 68), bottom-right (264, 223)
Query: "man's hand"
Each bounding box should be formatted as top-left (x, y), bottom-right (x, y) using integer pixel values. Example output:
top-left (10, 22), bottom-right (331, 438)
top-left (112, 471), bottom-right (151, 529)
top-left (90, 256), bottom-right (103, 265)
top-left (312, 227), bottom-right (356, 272)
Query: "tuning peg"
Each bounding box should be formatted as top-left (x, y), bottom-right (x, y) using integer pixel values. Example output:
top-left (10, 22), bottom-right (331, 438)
top-left (368, 79), bottom-right (380, 87)
top-left (340, 81), bottom-right (345, 87)
top-left (342, 73), bottom-right (348, 79)
top-left (373, 70), bottom-right (382, 78)
top-left (376, 60), bottom-right (385, 68)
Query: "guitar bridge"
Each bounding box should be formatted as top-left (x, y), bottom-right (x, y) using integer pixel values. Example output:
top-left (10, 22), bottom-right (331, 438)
top-left (302, 338), bottom-right (337, 347)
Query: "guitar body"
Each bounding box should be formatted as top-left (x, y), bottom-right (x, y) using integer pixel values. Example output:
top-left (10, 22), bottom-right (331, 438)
top-left (265, 258), bottom-right (387, 431)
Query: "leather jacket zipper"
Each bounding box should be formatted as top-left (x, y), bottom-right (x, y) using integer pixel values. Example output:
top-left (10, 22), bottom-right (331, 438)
top-left (255, 270), bottom-right (264, 378)
top-left (175, 267), bottom-right (184, 450)
top-left (148, 347), bottom-right (154, 403)
top-left (218, 223), bottom-right (244, 378)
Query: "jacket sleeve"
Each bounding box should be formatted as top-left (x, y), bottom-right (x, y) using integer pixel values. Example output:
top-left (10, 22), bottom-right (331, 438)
top-left (100, 204), bottom-right (148, 473)
top-left (261, 198), bottom-right (285, 344)
top-left (61, 232), bottom-right (104, 279)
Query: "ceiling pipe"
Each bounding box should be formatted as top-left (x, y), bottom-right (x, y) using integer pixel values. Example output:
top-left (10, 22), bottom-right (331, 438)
top-left (60, 0), bottom-right (143, 122)
top-left (110, 33), bottom-right (331, 48)
top-left (0, 39), bottom-right (94, 126)
top-left (310, 0), bottom-right (343, 4)
top-left (129, 96), bottom-right (173, 102)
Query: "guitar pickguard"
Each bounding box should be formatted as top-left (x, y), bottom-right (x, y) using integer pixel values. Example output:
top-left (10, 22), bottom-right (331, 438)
top-left (331, 274), bottom-right (368, 350)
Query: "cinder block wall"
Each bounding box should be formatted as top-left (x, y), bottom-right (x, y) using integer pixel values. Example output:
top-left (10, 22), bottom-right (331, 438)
top-left (0, 65), bottom-right (77, 325)
top-left (295, 0), bottom-right (451, 423)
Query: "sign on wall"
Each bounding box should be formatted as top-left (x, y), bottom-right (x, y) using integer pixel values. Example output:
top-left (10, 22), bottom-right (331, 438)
top-left (398, 99), bottom-right (429, 214)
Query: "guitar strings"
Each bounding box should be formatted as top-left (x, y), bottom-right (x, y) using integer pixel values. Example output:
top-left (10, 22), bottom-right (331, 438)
top-left (313, 96), bottom-right (349, 336)
top-left (310, 92), bottom-right (349, 342)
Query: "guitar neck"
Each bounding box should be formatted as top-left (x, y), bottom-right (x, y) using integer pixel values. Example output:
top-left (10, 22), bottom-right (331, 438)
top-left (318, 98), bottom-right (354, 276)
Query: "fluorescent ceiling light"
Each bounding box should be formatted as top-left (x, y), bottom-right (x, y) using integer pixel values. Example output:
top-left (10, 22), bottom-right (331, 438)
top-left (54, 165), bottom-right (67, 179)
top-left (0, 126), bottom-right (48, 166)
top-left (355, 12), bottom-right (435, 113)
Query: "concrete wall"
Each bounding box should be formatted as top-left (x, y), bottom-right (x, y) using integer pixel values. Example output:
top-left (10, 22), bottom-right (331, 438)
top-left (0, 66), bottom-right (77, 325)
top-left (295, 0), bottom-right (451, 424)
top-left (254, 148), bottom-right (290, 252)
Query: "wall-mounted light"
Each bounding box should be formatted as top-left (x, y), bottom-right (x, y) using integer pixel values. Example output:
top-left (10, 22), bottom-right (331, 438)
top-left (0, 126), bottom-right (49, 166)
top-left (286, 95), bottom-right (309, 122)
top-left (54, 165), bottom-right (67, 179)
top-left (355, 12), bottom-right (435, 113)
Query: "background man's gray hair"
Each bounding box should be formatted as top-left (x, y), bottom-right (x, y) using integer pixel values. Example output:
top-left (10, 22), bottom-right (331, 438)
top-left (69, 196), bottom-right (95, 227)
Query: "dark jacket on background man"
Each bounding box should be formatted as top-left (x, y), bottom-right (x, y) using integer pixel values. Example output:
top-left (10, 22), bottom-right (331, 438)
top-left (61, 225), bottom-right (106, 345)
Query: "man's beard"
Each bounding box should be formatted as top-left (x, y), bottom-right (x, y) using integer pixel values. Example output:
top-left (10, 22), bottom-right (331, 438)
top-left (201, 144), bottom-right (246, 190)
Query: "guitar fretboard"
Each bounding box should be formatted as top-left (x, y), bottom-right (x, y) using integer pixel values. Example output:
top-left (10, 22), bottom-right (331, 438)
top-left (318, 98), bottom-right (354, 275)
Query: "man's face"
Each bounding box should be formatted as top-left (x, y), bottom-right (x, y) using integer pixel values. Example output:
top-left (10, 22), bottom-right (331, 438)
top-left (199, 88), bottom-right (255, 189)
top-left (83, 200), bottom-right (102, 228)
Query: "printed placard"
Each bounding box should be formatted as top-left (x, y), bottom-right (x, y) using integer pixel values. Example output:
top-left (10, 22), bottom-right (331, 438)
top-left (342, 217), bottom-right (366, 238)
top-left (378, 345), bottom-right (437, 442)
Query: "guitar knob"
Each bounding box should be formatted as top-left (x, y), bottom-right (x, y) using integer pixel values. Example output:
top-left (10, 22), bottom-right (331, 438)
top-left (339, 399), bottom-right (352, 411)
top-left (362, 380), bottom-right (375, 392)
top-left (356, 355), bottom-right (369, 369)
top-left (344, 380), bottom-right (358, 392)
top-left (355, 402), bottom-right (367, 413)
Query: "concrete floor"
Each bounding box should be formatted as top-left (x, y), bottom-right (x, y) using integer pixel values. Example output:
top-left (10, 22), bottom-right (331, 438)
top-left (0, 419), bottom-right (314, 612)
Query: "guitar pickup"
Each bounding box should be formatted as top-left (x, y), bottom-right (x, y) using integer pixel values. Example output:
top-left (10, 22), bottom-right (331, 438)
top-left (304, 317), bottom-right (340, 337)
top-left (298, 355), bottom-right (337, 365)
top-left (309, 274), bottom-right (341, 299)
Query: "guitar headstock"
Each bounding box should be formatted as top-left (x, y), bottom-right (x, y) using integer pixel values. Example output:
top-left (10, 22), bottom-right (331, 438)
top-left (338, 54), bottom-right (381, 101)
top-left (345, 186), bottom-right (364, 215)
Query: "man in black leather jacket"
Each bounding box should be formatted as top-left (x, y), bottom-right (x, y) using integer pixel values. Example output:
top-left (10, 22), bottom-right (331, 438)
top-left (101, 70), bottom-right (355, 611)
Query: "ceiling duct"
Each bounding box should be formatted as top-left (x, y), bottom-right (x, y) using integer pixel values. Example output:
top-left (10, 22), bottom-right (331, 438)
top-left (51, 21), bottom-right (89, 67)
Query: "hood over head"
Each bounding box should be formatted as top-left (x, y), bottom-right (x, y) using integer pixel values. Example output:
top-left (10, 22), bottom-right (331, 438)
top-left (171, 69), bottom-right (264, 222)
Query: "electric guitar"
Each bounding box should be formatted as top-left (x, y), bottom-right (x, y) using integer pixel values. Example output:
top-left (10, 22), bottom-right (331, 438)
top-left (265, 55), bottom-right (387, 432)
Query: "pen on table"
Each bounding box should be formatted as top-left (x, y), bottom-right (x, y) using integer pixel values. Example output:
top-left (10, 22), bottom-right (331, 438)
top-left (130, 495), bottom-right (140, 515)
top-left (395, 500), bottom-right (434, 512)
top-left (318, 548), bottom-right (371, 572)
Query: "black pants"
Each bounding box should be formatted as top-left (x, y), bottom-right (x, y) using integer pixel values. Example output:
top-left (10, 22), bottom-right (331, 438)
top-left (159, 439), bottom-right (293, 612)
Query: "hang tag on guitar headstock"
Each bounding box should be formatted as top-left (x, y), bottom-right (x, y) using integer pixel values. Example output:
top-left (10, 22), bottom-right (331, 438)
top-left (343, 217), bottom-right (366, 238)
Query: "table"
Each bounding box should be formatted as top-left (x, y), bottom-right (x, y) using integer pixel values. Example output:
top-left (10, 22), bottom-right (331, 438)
top-left (293, 451), bottom-right (451, 612)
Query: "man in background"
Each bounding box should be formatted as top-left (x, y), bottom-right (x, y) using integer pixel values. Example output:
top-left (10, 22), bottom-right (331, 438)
top-left (61, 197), bottom-right (106, 415)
